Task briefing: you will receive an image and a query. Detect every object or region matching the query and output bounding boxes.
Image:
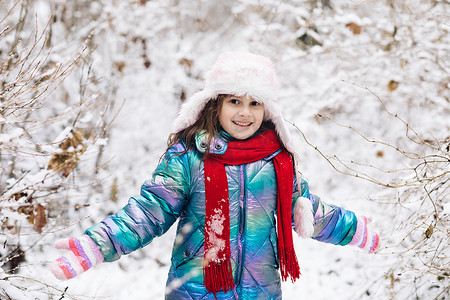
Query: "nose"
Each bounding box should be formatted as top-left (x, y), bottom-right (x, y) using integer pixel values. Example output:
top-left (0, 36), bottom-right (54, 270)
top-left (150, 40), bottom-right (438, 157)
top-left (239, 105), bottom-right (252, 117)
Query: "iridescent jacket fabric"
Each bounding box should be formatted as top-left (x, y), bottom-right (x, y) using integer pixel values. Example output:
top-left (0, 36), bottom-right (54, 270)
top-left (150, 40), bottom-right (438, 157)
top-left (85, 132), bottom-right (357, 299)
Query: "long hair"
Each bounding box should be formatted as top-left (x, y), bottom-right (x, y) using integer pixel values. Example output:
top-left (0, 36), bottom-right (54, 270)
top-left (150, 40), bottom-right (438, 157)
top-left (166, 94), bottom-right (227, 158)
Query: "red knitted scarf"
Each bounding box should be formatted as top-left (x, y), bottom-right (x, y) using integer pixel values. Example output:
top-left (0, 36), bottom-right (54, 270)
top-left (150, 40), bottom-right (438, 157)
top-left (203, 129), bottom-right (300, 296)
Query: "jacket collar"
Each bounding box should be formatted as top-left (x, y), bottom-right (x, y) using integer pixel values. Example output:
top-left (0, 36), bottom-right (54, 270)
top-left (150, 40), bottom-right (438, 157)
top-left (194, 128), bottom-right (271, 154)
top-left (195, 131), bottom-right (228, 154)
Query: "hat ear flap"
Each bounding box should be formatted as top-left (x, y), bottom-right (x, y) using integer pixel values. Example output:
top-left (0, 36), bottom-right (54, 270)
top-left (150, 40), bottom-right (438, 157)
top-left (262, 101), bottom-right (294, 153)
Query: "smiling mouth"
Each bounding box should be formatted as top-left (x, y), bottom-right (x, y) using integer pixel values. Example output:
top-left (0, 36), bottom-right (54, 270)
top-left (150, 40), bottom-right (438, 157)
top-left (233, 121), bottom-right (253, 127)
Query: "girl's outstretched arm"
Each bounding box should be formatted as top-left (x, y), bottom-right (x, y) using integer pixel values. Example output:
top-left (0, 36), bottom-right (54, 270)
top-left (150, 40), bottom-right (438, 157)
top-left (292, 177), bottom-right (379, 252)
top-left (52, 143), bottom-right (190, 280)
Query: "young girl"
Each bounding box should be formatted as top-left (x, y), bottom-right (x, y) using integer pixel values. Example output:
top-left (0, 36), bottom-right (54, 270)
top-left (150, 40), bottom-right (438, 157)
top-left (51, 52), bottom-right (380, 299)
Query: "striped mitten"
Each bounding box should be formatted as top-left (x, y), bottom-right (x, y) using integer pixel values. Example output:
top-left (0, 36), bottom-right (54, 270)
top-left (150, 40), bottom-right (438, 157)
top-left (349, 216), bottom-right (380, 253)
top-left (51, 235), bottom-right (104, 280)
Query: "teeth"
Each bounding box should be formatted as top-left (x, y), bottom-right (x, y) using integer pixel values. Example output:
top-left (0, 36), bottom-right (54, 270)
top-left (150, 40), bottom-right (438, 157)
top-left (233, 121), bottom-right (252, 126)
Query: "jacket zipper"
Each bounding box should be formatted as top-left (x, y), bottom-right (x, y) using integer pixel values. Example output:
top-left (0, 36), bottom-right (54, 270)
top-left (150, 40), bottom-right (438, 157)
top-left (236, 164), bottom-right (246, 292)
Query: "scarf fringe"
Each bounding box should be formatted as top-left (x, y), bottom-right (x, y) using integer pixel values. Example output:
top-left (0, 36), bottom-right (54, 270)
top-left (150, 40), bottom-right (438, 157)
top-left (279, 246), bottom-right (301, 283)
top-left (203, 258), bottom-right (235, 297)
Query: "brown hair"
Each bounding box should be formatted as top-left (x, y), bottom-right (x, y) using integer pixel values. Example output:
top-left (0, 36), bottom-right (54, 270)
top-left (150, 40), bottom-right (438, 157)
top-left (166, 94), bottom-right (227, 158)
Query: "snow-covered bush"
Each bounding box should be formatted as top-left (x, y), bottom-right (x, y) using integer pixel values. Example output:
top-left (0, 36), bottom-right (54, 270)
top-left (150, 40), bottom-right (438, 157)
top-left (283, 1), bottom-right (449, 298)
top-left (0, 1), bottom-right (114, 298)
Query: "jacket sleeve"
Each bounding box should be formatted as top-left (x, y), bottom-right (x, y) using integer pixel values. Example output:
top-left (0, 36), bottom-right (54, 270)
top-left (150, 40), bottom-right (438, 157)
top-left (85, 143), bottom-right (190, 262)
top-left (292, 176), bottom-right (357, 246)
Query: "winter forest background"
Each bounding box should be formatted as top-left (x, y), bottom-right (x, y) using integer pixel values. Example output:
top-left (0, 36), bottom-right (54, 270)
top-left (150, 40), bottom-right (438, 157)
top-left (0, 0), bottom-right (449, 299)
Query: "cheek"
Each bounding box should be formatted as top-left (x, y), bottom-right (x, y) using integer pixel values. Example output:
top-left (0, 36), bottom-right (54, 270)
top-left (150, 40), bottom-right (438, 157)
top-left (219, 110), bottom-right (230, 128)
top-left (219, 105), bottom-right (234, 123)
top-left (255, 109), bottom-right (265, 124)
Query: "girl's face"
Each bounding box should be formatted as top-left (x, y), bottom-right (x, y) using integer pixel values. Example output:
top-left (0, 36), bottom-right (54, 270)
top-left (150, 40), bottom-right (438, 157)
top-left (219, 95), bottom-right (265, 140)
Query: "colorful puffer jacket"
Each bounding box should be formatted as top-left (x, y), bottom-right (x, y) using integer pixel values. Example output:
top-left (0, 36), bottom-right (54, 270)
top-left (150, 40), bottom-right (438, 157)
top-left (85, 131), bottom-right (357, 299)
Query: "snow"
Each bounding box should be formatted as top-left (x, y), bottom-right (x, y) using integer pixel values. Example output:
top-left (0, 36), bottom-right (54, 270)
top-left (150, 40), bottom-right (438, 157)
top-left (209, 209), bottom-right (225, 236)
top-left (205, 208), bottom-right (227, 262)
top-left (1, 0), bottom-right (448, 299)
top-left (444, 203), bottom-right (450, 216)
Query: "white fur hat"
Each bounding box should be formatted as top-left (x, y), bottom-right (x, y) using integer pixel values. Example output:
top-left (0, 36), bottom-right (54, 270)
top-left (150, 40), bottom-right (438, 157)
top-left (172, 51), bottom-right (294, 152)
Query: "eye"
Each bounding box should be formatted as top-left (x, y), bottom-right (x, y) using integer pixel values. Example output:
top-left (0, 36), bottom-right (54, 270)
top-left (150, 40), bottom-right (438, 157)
top-left (250, 101), bottom-right (261, 106)
top-left (229, 98), bottom-right (240, 104)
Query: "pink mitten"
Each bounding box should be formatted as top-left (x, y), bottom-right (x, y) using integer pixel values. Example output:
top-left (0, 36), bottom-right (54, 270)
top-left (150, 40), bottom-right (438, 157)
top-left (349, 216), bottom-right (380, 253)
top-left (51, 235), bottom-right (104, 280)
